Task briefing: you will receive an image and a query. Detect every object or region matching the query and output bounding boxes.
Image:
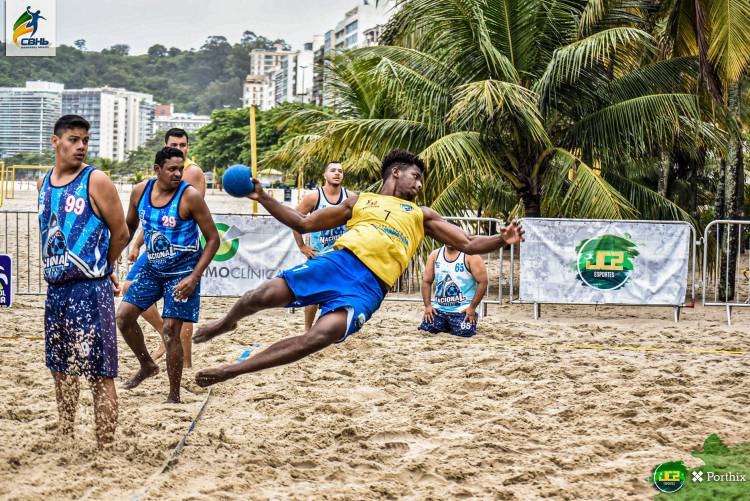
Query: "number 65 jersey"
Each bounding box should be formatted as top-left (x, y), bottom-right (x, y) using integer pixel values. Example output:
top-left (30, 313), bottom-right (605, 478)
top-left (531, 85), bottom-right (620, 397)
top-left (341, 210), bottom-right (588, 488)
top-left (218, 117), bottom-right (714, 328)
top-left (38, 165), bottom-right (111, 284)
top-left (137, 178), bottom-right (201, 275)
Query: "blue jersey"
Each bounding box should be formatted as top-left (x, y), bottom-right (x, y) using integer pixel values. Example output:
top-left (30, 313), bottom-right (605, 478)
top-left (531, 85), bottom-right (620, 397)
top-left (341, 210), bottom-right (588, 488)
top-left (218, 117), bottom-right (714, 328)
top-left (38, 165), bottom-right (111, 284)
top-left (432, 246), bottom-right (478, 313)
top-left (309, 186), bottom-right (349, 251)
top-left (138, 179), bottom-right (201, 274)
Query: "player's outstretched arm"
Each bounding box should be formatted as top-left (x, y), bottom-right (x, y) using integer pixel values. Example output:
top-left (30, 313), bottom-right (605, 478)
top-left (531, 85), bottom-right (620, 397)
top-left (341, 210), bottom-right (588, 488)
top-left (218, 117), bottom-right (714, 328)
top-left (422, 207), bottom-right (524, 254)
top-left (90, 170), bottom-right (129, 266)
top-left (249, 180), bottom-right (356, 233)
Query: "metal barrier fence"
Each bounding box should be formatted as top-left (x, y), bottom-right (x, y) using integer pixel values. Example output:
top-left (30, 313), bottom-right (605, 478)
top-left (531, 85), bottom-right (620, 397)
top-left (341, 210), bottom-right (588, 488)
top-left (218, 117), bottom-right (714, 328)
top-left (702, 219), bottom-right (750, 325)
top-left (1, 212), bottom-right (507, 318)
top-left (508, 218), bottom-right (698, 322)
top-left (386, 217), bottom-right (506, 317)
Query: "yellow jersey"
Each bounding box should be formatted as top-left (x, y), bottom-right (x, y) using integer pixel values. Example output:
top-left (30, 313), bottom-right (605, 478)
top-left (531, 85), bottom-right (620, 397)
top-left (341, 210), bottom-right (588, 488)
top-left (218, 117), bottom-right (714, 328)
top-left (334, 193), bottom-right (424, 287)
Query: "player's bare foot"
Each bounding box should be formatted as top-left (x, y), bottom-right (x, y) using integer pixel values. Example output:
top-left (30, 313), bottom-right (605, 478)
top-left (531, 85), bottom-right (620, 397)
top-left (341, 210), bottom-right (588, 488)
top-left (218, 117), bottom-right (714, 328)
top-left (122, 362), bottom-right (159, 389)
top-left (195, 366), bottom-right (233, 387)
top-left (193, 319), bottom-right (236, 344)
top-left (165, 394), bottom-right (180, 404)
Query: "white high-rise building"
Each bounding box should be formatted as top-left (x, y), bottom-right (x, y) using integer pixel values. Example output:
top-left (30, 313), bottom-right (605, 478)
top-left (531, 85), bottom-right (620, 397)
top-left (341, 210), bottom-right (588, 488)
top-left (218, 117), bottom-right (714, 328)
top-left (0, 81), bottom-right (63, 159)
top-left (243, 44), bottom-right (316, 110)
top-left (332, 0), bottom-right (394, 51)
top-left (63, 87), bottom-right (154, 161)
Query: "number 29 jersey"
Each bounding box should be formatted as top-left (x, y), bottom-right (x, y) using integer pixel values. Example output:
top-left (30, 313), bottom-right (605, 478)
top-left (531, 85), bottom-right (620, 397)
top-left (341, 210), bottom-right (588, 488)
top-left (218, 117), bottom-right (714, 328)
top-left (137, 178), bottom-right (201, 274)
top-left (38, 165), bottom-right (111, 284)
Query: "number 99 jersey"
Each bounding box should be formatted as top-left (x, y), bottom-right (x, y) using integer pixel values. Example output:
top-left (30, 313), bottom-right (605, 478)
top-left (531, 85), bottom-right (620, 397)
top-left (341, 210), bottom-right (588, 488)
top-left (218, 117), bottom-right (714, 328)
top-left (38, 165), bottom-right (111, 284)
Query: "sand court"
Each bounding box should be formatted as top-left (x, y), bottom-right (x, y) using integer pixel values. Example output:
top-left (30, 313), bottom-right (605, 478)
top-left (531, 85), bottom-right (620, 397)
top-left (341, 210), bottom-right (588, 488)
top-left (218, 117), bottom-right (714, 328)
top-left (2, 295), bottom-right (749, 499)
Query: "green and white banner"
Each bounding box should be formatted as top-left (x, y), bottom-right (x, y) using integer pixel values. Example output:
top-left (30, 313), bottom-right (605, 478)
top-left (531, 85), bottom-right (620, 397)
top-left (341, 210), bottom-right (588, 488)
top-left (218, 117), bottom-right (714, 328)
top-left (200, 215), bottom-right (305, 296)
top-left (520, 219), bottom-right (691, 305)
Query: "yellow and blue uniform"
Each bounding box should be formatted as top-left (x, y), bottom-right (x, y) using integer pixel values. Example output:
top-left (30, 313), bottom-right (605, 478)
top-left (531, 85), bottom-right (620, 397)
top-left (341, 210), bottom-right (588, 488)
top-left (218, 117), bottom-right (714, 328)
top-left (123, 179), bottom-right (203, 322)
top-left (38, 165), bottom-right (117, 377)
top-left (278, 193), bottom-right (424, 341)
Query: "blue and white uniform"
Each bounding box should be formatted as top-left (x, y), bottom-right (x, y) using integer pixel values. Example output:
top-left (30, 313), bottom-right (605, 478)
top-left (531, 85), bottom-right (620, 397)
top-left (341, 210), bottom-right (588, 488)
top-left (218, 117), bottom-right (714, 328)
top-left (309, 186), bottom-right (349, 251)
top-left (419, 246), bottom-right (479, 337)
top-left (123, 179), bottom-right (203, 322)
top-left (38, 165), bottom-right (117, 377)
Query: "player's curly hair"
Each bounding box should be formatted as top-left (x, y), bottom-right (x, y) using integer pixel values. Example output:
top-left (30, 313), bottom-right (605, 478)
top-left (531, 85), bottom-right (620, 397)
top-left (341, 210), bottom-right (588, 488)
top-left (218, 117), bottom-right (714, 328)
top-left (381, 149), bottom-right (426, 180)
top-left (154, 146), bottom-right (185, 166)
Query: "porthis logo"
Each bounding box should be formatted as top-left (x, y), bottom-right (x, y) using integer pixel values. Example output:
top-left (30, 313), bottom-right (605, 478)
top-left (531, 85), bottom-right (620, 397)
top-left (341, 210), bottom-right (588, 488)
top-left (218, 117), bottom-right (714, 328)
top-left (575, 234), bottom-right (639, 290)
top-left (5, 0), bottom-right (56, 56)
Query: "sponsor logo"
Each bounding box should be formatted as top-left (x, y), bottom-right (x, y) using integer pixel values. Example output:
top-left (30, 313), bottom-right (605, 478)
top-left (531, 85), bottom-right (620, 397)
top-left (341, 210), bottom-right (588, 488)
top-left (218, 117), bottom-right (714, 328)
top-left (201, 222), bottom-right (240, 262)
top-left (0, 255), bottom-right (12, 307)
top-left (575, 234), bottom-right (639, 290)
top-left (652, 461), bottom-right (687, 493)
top-left (400, 203), bottom-right (413, 212)
top-left (6, 1), bottom-right (56, 56)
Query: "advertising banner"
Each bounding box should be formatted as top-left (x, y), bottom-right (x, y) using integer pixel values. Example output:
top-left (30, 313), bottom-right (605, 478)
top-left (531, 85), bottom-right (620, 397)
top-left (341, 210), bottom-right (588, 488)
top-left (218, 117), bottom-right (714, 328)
top-left (201, 215), bottom-right (305, 296)
top-left (520, 219), bottom-right (690, 305)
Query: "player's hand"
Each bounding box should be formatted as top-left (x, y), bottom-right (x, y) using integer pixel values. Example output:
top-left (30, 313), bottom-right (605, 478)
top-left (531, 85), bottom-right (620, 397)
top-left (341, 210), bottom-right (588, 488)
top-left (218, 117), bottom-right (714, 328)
top-left (463, 306), bottom-right (477, 325)
top-left (127, 247), bottom-right (139, 264)
top-left (174, 274), bottom-right (199, 301)
top-left (423, 305), bottom-right (437, 324)
top-left (246, 178), bottom-right (264, 201)
top-left (501, 220), bottom-right (525, 246)
top-left (110, 272), bottom-right (121, 296)
top-left (298, 244), bottom-right (318, 259)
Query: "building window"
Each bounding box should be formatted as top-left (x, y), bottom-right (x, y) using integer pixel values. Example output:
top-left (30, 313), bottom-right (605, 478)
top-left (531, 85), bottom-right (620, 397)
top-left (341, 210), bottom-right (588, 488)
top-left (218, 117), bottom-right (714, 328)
top-left (345, 21), bottom-right (358, 34)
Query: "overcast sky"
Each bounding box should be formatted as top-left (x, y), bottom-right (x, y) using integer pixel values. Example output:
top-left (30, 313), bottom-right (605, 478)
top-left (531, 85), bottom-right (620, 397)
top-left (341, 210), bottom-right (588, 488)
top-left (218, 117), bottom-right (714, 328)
top-left (2, 0), bottom-right (360, 53)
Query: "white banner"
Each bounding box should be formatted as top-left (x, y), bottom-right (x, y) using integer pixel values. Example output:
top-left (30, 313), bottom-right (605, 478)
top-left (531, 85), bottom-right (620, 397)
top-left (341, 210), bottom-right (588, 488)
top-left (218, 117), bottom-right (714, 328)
top-left (520, 219), bottom-right (690, 305)
top-left (201, 215), bottom-right (305, 296)
top-left (5, 0), bottom-right (56, 56)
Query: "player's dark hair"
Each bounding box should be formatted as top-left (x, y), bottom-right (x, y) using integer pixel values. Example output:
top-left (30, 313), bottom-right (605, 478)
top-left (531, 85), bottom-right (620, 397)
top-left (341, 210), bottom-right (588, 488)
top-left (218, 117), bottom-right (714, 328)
top-left (164, 128), bottom-right (189, 144)
top-left (154, 146), bottom-right (184, 167)
top-left (381, 149), bottom-right (426, 180)
top-left (54, 115), bottom-right (90, 137)
top-left (325, 161), bottom-right (342, 172)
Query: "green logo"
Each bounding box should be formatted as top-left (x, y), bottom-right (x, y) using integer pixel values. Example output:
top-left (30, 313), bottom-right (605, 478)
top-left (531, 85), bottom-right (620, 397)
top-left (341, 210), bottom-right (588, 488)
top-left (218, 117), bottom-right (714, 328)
top-left (652, 461), bottom-right (687, 493)
top-left (201, 222), bottom-right (239, 262)
top-left (575, 234), bottom-right (639, 290)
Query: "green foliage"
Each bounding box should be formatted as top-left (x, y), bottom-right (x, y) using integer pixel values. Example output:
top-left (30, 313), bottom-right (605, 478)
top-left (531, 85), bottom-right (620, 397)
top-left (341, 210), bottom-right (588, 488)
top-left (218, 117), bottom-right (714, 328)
top-left (654, 434), bottom-right (750, 499)
top-left (0, 31), bottom-right (289, 114)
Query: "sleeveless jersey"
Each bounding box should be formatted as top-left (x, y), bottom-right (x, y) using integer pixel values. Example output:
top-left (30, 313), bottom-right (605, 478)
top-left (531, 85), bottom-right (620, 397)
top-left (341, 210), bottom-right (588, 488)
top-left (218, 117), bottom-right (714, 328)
top-left (309, 186), bottom-right (349, 250)
top-left (137, 179), bottom-right (201, 274)
top-left (334, 193), bottom-right (424, 287)
top-left (432, 246), bottom-right (478, 313)
top-left (38, 165), bottom-right (111, 284)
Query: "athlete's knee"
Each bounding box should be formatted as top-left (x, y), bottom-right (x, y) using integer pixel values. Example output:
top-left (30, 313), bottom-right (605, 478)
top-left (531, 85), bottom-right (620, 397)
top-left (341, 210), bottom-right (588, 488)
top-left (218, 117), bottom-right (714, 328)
top-left (116, 305), bottom-right (137, 332)
top-left (304, 326), bottom-right (341, 351)
top-left (243, 282), bottom-right (287, 309)
top-left (162, 320), bottom-right (182, 344)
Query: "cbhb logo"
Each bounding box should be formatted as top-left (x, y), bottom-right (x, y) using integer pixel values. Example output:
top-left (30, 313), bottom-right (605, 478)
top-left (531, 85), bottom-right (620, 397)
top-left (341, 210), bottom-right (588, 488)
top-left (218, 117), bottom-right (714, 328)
top-left (13, 6), bottom-right (49, 47)
top-left (0, 255), bottom-right (12, 308)
top-left (5, 0), bottom-right (56, 56)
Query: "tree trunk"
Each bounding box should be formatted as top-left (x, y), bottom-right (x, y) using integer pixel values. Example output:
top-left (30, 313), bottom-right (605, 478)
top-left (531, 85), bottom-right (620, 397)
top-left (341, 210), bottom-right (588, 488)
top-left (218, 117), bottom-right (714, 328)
top-left (658, 154), bottom-right (670, 197)
top-left (719, 81), bottom-right (743, 301)
top-left (689, 147), bottom-right (705, 221)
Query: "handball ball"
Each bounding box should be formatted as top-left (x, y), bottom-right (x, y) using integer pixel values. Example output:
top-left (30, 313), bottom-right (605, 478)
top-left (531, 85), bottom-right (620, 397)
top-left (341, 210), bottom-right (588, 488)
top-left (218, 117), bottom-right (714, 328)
top-left (223, 164), bottom-right (255, 198)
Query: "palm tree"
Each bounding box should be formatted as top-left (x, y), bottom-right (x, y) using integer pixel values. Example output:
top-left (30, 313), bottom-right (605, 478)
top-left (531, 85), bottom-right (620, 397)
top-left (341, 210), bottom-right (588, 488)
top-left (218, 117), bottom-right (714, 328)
top-left (270, 0), bottom-right (715, 223)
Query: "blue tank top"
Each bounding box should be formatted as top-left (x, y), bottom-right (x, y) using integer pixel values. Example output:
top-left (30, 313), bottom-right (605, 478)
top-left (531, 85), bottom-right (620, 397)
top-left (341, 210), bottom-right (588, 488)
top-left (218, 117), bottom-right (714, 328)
top-left (309, 186), bottom-right (349, 250)
top-left (38, 165), bottom-right (111, 284)
top-left (432, 246), bottom-right (478, 313)
top-left (137, 179), bottom-right (201, 274)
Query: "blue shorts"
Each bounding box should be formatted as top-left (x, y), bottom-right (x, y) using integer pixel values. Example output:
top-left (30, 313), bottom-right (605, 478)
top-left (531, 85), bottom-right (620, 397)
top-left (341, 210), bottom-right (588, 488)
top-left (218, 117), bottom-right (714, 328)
top-left (419, 310), bottom-right (477, 337)
top-left (45, 277), bottom-right (118, 378)
top-left (278, 249), bottom-right (387, 342)
top-left (126, 251), bottom-right (148, 281)
top-left (123, 264), bottom-right (201, 323)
